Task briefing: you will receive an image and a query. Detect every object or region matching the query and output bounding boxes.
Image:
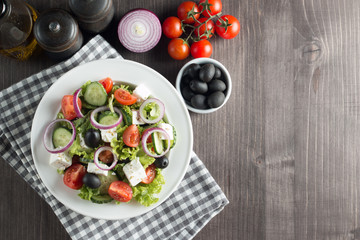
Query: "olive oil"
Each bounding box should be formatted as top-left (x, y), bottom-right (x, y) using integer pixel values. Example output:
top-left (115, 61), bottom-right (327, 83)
top-left (0, 1), bottom-right (39, 60)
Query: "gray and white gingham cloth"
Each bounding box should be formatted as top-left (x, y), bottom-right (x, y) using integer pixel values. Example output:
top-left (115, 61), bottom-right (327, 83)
top-left (0, 35), bottom-right (229, 240)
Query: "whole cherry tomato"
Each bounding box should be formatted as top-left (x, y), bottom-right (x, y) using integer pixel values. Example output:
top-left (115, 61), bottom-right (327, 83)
top-left (162, 16), bottom-right (183, 39)
top-left (198, 0), bottom-right (222, 18)
top-left (194, 18), bottom-right (215, 39)
top-left (168, 38), bottom-right (190, 60)
top-left (177, 1), bottom-right (200, 24)
top-left (190, 39), bottom-right (213, 58)
top-left (215, 15), bottom-right (240, 39)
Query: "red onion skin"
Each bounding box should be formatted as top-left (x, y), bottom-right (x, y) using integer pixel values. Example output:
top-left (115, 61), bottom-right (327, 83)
top-left (94, 146), bottom-right (118, 171)
top-left (73, 88), bottom-right (84, 118)
top-left (139, 98), bottom-right (165, 124)
top-left (43, 119), bottom-right (76, 154)
top-left (90, 106), bottom-right (123, 130)
top-left (141, 127), bottom-right (170, 158)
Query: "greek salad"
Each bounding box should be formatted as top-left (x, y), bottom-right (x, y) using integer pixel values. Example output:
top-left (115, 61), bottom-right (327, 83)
top-left (43, 77), bottom-right (176, 206)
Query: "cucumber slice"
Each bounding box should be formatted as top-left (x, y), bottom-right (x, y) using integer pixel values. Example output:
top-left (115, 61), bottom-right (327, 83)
top-left (152, 132), bottom-right (163, 155)
top-left (163, 125), bottom-right (176, 149)
top-left (83, 82), bottom-right (107, 106)
top-left (52, 127), bottom-right (73, 148)
top-left (119, 107), bottom-right (132, 126)
top-left (90, 194), bottom-right (113, 204)
top-left (97, 173), bottom-right (119, 195)
top-left (98, 111), bottom-right (120, 126)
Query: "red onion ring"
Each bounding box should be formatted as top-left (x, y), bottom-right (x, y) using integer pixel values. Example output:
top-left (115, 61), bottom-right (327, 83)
top-left (141, 127), bottom-right (170, 158)
top-left (73, 88), bottom-right (84, 118)
top-left (139, 98), bottom-right (165, 124)
top-left (90, 106), bottom-right (123, 130)
top-left (117, 9), bottom-right (161, 53)
top-left (43, 119), bottom-right (76, 154)
top-left (94, 146), bottom-right (118, 171)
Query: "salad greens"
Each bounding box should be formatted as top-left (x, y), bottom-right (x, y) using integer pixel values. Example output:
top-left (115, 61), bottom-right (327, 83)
top-left (48, 78), bottom-right (175, 207)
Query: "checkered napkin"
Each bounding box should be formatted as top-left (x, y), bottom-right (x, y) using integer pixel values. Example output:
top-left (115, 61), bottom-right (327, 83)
top-left (0, 35), bottom-right (229, 240)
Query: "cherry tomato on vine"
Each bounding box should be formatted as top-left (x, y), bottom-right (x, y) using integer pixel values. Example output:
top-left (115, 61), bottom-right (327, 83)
top-left (177, 1), bottom-right (200, 24)
top-left (194, 18), bottom-right (215, 39)
top-left (215, 15), bottom-right (240, 39)
top-left (190, 39), bottom-right (212, 58)
top-left (198, 0), bottom-right (222, 18)
top-left (168, 38), bottom-right (190, 60)
top-left (162, 16), bottom-right (183, 39)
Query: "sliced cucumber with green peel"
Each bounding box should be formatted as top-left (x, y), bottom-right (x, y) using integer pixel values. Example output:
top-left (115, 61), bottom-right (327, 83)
top-left (98, 111), bottom-right (120, 126)
top-left (83, 82), bottom-right (107, 106)
top-left (152, 132), bottom-right (164, 155)
top-left (119, 107), bottom-right (132, 126)
top-left (52, 127), bottom-right (73, 148)
top-left (90, 194), bottom-right (113, 204)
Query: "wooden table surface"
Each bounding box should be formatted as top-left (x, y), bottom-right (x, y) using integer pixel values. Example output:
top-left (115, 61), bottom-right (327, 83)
top-left (1, 0), bottom-right (360, 239)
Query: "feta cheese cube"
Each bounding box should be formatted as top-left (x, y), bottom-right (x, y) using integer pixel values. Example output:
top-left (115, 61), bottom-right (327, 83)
top-left (132, 110), bottom-right (145, 125)
top-left (87, 162), bottom-right (109, 176)
top-left (158, 123), bottom-right (174, 140)
top-left (133, 84), bottom-right (151, 102)
top-left (49, 152), bottom-right (72, 170)
top-left (100, 128), bottom-right (117, 143)
top-left (123, 157), bottom-right (147, 186)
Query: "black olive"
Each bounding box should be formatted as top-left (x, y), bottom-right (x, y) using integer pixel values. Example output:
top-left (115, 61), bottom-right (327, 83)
top-left (207, 91), bottom-right (226, 108)
top-left (191, 94), bottom-right (208, 109)
top-left (208, 79), bottom-right (226, 93)
top-left (84, 129), bottom-right (102, 148)
top-left (181, 86), bottom-right (195, 101)
top-left (189, 80), bottom-right (208, 94)
top-left (199, 63), bottom-right (215, 83)
top-left (184, 63), bottom-right (201, 79)
top-left (214, 67), bottom-right (222, 79)
top-left (154, 156), bottom-right (169, 169)
top-left (82, 173), bottom-right (101, 189)
top-left (180, 74), bottom-right (192, 87)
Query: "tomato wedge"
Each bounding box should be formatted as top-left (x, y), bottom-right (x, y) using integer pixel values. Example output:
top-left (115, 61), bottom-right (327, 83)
top-left (108, 181), bottom-right (133, 202)
top-left (141, 164), bottom-right (156, 184)
top-left (123, 124), bottom-right (140, 147)
top-left (61, 95), bottom-right (82, 120)
top-left (63, 163), bottom-right (86, 190)
top-left (114, 88), bottom-right (137, 105)
top-left (99, 77), bottom-right (113, 93)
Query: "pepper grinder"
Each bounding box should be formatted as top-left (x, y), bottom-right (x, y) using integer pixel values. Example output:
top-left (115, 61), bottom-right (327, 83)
top-left (69, 0), bottom-right (114, 34)
top-left (33, 9), bottom-right (83, 61)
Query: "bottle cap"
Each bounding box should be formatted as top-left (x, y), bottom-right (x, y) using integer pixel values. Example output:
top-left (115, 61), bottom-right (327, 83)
top-left (69, 0), bottom-right (111, 22)
top-left (33, 9), bottom-right (80, 52)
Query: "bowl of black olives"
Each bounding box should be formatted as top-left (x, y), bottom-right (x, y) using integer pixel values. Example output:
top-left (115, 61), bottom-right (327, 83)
top-left (176, 58), bottom-right (232, 113)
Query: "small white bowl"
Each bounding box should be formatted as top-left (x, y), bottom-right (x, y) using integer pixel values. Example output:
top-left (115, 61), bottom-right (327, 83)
top-left (175, 58), bottom-right (232, 114)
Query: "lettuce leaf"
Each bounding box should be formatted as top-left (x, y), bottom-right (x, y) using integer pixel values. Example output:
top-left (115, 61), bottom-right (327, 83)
top-left (78, 185), bottom-right (100, 201)
top-left (132, 169), bottom-right (165, 207)
top-left (68, 135), bottom-right (94, 159)
top-left (137, 150), bottom-right (155, 169)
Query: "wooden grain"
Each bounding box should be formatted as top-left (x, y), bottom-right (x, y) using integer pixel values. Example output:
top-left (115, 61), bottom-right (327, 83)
top-left (1, 0), bottom-right (360, 239)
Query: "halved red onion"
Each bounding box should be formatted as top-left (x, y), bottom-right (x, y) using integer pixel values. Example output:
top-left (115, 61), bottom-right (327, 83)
top-left (139, 98), bottom-right (165, 124)
top-left (141, 127), bottom-right (170, 158)
top-left (94, 146), bottom-right (118, 171)
top-left (73, 88), bottom-right (84, 118)
top-left (90, 106), bottom-right (123, 130)
top-left (118, 9), bottom-right (161, 53)
top-left (43, 119), bottom-right (75, 154)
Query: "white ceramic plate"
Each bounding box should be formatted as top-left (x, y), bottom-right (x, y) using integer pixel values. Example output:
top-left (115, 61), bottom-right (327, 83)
top-left (31, 59), bottom-right (193, 220)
